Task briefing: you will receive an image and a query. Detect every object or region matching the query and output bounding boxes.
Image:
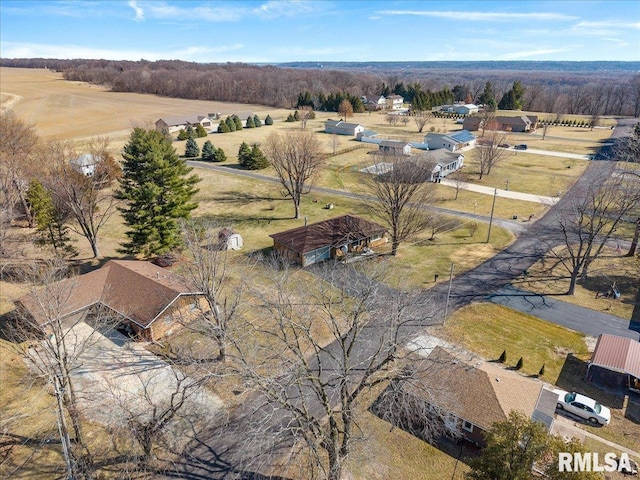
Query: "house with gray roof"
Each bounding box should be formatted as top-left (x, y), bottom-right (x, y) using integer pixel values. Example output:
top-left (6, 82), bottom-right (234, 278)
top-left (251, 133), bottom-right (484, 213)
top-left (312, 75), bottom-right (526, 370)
top-left (155, 115), bottom-right (214, 134)
top-left (424, 130), bottom-right (477, 152)
top-left (325, 119), bottom-right (365, 136)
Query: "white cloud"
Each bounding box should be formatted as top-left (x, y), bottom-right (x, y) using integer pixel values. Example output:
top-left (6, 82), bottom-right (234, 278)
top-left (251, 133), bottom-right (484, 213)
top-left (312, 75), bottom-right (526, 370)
top-left (501, 47), bottom-right (574, 60)
top-left (376, 10), bottom-right (577, 22)
top-left (0, 41), bottom-right (243, 62)
top-left (128, 0), bottom-right (145, 21)
top-left (574, 20), bottom-right (640, 30)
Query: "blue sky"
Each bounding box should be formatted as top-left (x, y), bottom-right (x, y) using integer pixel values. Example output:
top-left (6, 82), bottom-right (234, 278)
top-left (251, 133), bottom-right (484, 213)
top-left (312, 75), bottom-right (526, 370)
top-left (1, 0), bottom-right (639, 63)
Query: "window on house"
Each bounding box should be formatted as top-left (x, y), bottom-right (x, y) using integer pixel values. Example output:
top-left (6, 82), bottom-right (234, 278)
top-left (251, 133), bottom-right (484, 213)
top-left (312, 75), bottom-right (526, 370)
top-left (462, 420), bottom-right (474, 432)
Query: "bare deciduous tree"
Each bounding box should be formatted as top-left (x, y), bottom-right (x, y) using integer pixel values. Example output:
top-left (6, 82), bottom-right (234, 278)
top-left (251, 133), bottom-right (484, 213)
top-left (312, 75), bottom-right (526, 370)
top-left (0, 111), bottom-right (41, 227)
top-left (236, 261), bottom-right (441, 480)
top-left (48, 138), bottom-right (121, 258)
top-left (264, 130), bottom-right (324, 219)
top-left (179, 220), bottom-right (244, 362)
top-left (9, 260), bottom-right (120, 478)
top-left (413, 112), bottom-right (432, 133)
top-left (477, 130), bottom-right (508, 179)
top-left (551, 166), bottom-right (640, 294)
top-left (362, 154), bottom-right (436, 256)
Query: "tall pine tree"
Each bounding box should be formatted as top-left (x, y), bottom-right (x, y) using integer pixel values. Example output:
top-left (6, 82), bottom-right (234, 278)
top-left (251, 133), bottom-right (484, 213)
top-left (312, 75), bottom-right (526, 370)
top-left (202, 140), bottom-right (216, 161)
top-left (117, 128), bottom-right (200, 257)
top-left (185, 137), bottom-right (200, 158)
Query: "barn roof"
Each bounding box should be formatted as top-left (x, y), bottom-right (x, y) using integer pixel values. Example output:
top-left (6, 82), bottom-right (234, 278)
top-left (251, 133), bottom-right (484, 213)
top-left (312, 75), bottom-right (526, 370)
top-left (590, 334), bottom-right (640, 379)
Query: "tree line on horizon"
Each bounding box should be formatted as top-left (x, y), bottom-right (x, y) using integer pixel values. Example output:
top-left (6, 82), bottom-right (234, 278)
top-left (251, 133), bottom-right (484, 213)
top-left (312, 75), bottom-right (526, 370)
top-left (2, 58), bottom-right (639, 117)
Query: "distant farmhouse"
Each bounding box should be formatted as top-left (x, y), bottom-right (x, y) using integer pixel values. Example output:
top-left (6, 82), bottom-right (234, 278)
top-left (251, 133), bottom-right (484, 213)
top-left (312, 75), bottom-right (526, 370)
top-left (386, 94), bottom-right (405, 110)
top-left (270, 215), bottom-right (387, 267)
top-left (440, 103), bottom-right (479, 115)
top-left (425, 130), bottom-right (477, 152)
top-left (463, 115), bottom-right (539, 133)
top-left (361, 95), bottom-right (387, 110)
top-left (155, 114), bottom-right (215, 134)
top-left (70, 153), bottom-right (98, 177)
top-left (325, 119), bottom-right (365, 137)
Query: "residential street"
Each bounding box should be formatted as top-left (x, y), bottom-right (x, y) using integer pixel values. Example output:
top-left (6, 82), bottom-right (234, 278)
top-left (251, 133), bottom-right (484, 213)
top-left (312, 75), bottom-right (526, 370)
top-left (164, 119), bottom-right (639, 479)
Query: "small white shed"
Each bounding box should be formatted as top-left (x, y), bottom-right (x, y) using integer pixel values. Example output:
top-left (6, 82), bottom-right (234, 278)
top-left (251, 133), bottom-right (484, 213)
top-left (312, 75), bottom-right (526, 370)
top-left (218, 228), bottom-right (244, 250)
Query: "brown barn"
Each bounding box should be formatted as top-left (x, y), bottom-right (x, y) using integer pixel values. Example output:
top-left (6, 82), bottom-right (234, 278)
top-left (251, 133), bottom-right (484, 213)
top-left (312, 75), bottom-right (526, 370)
top-left (15, 260), bottom-right (205, 341)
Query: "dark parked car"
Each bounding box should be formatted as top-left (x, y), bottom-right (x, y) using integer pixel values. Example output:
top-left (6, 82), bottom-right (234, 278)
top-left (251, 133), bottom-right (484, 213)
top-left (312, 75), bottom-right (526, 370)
top-left (498, 143), bottom-right (511, 148)
top-left (514, 144), bottom-right (528, 150)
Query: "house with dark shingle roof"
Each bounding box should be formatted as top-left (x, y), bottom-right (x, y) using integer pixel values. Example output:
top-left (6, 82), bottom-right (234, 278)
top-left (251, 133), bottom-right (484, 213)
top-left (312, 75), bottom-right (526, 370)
top-left (15, 260), bottom-right (205, 341)
top-left (269, 215), bottom-right (387, 267)
top-left (376, 347), bottom-right (556, 446)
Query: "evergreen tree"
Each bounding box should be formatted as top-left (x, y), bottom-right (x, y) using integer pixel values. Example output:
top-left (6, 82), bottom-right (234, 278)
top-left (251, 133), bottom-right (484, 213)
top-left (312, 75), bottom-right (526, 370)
top-left (185, 124), bottom-right (195, 138)
top-left (265, 114), bottom-right (273, 125)
top-left (233, 115), bottom-right (243, 130)
top-left (238, 141), bottom-right (251, 167)
top-left (195, 123), bottom-right (208, 137)
top-left (512, 81), bottom-right (525, 109)
top-left (185, 137), bottom-right (200, 158)
top-left (253, 115), bottom-right (262, 127)
top-left (225, 116), bottom-right (236, 132)
top-left (246, 116), bottom-right (255, 128)
top-left (293, 110), bottom-right (300, 121)
top-left (214, 147), bottom-right (227, 162)
top-left (498, 89), bottom-right (518, 110)
top-left (285, 113), bottom-right (295, 122)
top-left (217, 120), bottom-right (230, 133)
top-left (177, 128), bottom-right (190, 141)
top-left (117, 128), bottom-right (200, 256)
top-left (27, 180), bottom-right (78, 257)
top-left (247, 144), bottom-right (269, 170)
top-left (479, 81), bottom-right (496, 110)
top-left (201, 140), bottom-right (216, 161)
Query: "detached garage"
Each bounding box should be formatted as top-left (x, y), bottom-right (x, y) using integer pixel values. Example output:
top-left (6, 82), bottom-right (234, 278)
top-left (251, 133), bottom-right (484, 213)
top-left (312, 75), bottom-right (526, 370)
top-left (586, 334), bottom-right (640, 393)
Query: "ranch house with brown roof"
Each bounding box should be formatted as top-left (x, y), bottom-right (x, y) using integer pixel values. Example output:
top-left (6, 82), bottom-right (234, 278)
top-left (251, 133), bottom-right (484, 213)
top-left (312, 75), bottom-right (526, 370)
top-left (269, 215), bottom-right (387, 267)
top-left (375, 347), bottom-right (556, 447)
top-left (15, 260), bottom-right (205, 342)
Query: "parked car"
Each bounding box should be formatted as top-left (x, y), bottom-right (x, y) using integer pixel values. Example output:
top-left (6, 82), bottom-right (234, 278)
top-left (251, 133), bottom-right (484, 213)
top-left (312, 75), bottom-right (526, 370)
top-left (552, 389), bottom-right (611, 425)
top-left (514, 144), bottom-right (528, 150)
top-left (498, 143), bottom-right (511, 148)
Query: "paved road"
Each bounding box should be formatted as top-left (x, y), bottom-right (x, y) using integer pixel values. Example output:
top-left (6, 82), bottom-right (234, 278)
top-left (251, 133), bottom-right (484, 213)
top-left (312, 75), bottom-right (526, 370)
top-left (164, 119), bottom-right (638, 479)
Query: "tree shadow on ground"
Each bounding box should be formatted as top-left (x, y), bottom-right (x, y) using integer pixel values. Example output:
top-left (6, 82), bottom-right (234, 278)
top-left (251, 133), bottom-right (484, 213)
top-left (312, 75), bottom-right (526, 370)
top-left (198, 212), bottom-right (291, 229)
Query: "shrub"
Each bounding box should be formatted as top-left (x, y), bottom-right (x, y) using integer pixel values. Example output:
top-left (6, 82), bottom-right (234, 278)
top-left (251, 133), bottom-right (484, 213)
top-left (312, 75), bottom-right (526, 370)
top-left (253, 115), bottom-right (262, 127)
top-left (515, 357), bottom-right (524, 370)
top-left (213, 147), bottom-right (226, 162)
top-left (499, 350), bottom-right (507, 363)
top-left (265, 114), bottom-right (273, 125)
top-left (201, 140), bottom-right (216, 161)
top-left (195, 124), bottom-right (208, 137)
top-left (246, 116), bottom-right (255, 128)
top-left (177, 129), bottom-right (190, 141)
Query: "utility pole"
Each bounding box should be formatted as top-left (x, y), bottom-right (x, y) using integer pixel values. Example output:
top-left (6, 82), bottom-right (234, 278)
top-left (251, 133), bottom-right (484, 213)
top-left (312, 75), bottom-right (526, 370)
top-left (444, 263), bottom-right (455, 321)
top-left (486, 188), bottom-right (497, 243)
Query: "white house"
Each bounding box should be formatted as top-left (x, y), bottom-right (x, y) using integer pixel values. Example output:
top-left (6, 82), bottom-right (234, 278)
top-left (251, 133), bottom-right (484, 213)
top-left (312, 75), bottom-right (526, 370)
top-left (455, 104), bottom-right (479, 115)
top-left (70, 153), bottom-right (98, 177)
top-left (425, 130), bottom-right (477, 152)
top-left (424, 150), bottom-right (465, 182)
top-left (155, 115), bottom-right (214, 134)
top-left (386, 94), bottom-right (404, 110)
top-left (325, 119), bottom-right (365, 136)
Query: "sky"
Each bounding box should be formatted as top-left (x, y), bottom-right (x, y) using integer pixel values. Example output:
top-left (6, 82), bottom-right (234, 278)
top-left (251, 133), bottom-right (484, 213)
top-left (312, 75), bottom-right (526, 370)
top-left (1, 0), bottom-right (639, 63)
